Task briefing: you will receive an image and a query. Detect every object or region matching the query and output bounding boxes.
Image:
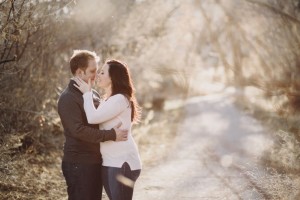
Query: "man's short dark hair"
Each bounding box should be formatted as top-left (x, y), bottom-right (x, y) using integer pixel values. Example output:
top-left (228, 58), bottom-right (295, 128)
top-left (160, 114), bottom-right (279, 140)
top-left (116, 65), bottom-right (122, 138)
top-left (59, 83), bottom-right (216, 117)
top-left (69, 50), bottom-right (100, 75)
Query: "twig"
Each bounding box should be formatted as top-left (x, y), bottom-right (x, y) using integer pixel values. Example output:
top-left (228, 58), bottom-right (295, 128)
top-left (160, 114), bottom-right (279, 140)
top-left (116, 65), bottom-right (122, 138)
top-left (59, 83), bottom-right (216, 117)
top-left (1, 108), bottom-right (43, 115)
top-left (245, 0), bottom-right (300, 25)
top-left (0, 56), bottom-right (16, 65)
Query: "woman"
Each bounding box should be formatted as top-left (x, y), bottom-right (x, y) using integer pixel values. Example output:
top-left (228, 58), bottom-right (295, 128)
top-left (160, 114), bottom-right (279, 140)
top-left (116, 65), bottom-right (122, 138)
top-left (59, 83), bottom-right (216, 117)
top-left (74, 59), bottom-right (142, 200)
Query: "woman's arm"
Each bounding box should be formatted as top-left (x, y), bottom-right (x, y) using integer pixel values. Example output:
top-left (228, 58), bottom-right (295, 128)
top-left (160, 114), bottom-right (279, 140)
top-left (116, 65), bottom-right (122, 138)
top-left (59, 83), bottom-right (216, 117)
top-left (83, 92), bottom-right (129, 124)
top-left (57, 92), bottom-right (116, 142)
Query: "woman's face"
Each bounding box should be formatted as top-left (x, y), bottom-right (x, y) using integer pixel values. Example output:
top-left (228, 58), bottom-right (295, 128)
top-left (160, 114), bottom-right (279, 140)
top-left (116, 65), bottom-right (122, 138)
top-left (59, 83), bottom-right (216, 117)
top-left (96, 63), bottom-right (112, 89)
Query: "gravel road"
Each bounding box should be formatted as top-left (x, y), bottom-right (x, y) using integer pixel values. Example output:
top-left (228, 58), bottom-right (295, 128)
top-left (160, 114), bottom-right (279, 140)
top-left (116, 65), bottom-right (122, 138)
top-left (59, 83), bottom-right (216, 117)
top-left (133, 92), bottom-right (273, 200)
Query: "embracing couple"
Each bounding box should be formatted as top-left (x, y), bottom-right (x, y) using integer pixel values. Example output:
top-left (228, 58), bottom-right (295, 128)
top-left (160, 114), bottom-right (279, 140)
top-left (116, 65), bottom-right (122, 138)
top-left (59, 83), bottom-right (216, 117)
top-left (57, 50), bottom-right (142, 200)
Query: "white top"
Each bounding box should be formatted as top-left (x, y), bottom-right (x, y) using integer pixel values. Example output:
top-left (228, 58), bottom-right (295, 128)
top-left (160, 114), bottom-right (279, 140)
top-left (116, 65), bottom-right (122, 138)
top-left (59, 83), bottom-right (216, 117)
top-left (83, 92), bottom-right (142, 170)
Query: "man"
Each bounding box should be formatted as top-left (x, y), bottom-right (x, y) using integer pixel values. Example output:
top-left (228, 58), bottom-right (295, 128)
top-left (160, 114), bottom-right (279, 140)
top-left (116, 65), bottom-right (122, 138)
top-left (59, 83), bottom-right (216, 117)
top-left (57, 50), bottom-right (128, 200)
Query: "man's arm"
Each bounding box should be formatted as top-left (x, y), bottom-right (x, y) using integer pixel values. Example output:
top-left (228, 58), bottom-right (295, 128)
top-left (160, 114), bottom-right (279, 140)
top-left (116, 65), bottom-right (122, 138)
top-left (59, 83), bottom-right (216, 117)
top-left (58, 94), bottom-right (116, 143)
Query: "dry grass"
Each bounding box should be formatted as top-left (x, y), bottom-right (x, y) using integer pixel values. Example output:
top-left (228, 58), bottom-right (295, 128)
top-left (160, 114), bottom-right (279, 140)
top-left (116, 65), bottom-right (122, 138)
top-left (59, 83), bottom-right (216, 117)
top-left (0, 142), bottom-right (63, 200)
top-left (235, 90), bottom-right (300, 199)
top-left (243, 165), bottom-right (300, 200)
top-left (0, 133), bottom-right (66, 200)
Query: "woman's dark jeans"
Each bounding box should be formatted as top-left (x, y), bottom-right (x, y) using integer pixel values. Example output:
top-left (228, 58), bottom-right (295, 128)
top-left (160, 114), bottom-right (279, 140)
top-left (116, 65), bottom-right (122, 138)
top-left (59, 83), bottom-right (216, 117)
top-left (62, 162), bottom-right (103, 200)
top-left (102, 162), bottom-right (141, 200)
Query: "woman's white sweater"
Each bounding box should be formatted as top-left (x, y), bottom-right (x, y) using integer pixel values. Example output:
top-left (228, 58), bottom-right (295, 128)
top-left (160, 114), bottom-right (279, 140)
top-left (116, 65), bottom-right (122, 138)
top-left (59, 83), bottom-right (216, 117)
top-left (83, 92), bottom-right (142, 170)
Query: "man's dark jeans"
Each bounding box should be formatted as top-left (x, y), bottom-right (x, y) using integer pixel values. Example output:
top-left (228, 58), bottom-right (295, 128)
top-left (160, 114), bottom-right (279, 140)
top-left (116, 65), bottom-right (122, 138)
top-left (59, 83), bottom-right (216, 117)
top-left (102, 162), bottom-right (141, 200)
top-left (62, 162), bottom-right (103, 200)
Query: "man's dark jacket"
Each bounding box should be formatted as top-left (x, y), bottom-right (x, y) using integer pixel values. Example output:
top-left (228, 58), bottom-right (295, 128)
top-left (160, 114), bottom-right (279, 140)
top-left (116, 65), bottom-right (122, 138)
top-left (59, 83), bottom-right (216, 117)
top-left (57, 80), bottom-right (116, 164)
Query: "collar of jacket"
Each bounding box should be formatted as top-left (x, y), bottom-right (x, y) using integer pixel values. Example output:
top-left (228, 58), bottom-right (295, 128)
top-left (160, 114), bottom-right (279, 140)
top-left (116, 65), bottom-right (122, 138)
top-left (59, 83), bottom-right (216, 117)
top-left (68, 79), bottom-right (83, 95)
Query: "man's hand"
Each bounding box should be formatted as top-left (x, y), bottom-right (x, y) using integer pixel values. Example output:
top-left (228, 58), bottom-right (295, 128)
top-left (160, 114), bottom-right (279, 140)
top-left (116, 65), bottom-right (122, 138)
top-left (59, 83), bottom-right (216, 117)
top-left (113, 122), bottom-right (128, 141)
top-left (115, 128), bottom-right (128, 141)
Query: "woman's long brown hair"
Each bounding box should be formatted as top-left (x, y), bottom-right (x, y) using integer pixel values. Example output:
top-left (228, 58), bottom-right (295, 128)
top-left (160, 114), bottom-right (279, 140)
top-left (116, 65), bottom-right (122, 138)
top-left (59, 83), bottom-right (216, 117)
top-left (106, 59), bottom-right (141, 123)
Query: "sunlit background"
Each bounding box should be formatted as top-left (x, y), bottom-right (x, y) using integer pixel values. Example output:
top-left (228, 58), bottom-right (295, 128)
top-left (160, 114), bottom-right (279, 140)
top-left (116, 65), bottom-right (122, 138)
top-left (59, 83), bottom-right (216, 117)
top-left (1, 0), bottom-right (300, 199)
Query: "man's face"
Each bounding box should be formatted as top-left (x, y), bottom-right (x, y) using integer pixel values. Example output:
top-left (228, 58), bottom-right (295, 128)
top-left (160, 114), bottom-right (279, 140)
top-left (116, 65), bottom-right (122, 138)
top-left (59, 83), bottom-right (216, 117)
top-left (79, 59), bottom-right (98, 84)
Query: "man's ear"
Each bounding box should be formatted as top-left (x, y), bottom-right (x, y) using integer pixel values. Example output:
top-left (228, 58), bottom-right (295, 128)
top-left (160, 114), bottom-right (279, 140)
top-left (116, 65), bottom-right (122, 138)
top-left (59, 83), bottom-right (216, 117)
top-left (75, 68), bottom-right (83, 77)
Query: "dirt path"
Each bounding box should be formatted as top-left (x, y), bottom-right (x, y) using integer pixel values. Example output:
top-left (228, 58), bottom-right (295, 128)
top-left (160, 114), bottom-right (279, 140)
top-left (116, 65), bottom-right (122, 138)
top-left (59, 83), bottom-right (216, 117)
top-left (133, 91), bottom-right (273, 200)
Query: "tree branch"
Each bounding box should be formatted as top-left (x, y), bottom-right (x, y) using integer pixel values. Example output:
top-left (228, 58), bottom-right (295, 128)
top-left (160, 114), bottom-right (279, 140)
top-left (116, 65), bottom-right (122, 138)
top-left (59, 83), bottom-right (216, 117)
top-left (0, 56), bottom-right (17, 65)
top-left (246, 0), bottom-right (300, 25)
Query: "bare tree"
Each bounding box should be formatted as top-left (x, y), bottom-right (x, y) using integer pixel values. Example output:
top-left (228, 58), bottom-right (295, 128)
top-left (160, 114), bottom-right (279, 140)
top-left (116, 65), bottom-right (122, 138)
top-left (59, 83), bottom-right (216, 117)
top-left (0, 0), bottom-right (74, 144)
